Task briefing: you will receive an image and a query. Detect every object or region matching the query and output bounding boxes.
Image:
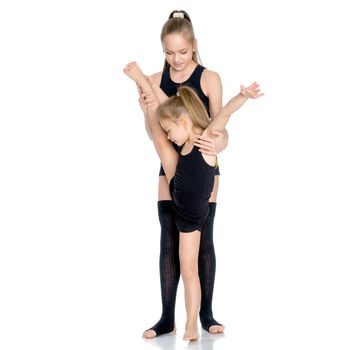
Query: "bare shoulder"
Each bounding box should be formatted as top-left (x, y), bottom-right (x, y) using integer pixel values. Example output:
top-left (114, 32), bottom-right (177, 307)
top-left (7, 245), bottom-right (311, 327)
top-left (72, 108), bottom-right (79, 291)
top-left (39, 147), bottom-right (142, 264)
top-left (201, 69), bottom-right (222, 95)
top-left (150, 71), bottom-right (162, 86)
top-left (202, 68), bottom-right (221, 81)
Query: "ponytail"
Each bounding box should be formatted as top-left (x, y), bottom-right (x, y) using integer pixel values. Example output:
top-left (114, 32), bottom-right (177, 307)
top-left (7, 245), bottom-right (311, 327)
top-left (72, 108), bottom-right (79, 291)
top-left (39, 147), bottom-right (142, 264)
top-left (157, 86), bottom-right (210, 131)
top-left (178, 87), bottom-right (210, 130)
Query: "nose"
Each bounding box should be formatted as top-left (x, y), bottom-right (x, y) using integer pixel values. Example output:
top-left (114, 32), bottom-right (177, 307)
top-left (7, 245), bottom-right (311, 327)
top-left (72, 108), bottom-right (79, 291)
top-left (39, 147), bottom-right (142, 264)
top-left (167, 133), bottom-right (171, 140)
top-left (174, 53), bottom-right (180, 62)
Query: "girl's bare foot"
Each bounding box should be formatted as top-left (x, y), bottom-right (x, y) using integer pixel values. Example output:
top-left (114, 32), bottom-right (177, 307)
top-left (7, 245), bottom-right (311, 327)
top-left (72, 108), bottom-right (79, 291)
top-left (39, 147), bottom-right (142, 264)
top-left (183, 326), bottom-right (199, 341)
top-left (143, 329), bottom-right (157, 339)
top-left (142, 326), bottom-right (176, 339)
top-left (208, 324), bottom-right (225, 334)
top-left (123, 61), bottom-right (146, 83)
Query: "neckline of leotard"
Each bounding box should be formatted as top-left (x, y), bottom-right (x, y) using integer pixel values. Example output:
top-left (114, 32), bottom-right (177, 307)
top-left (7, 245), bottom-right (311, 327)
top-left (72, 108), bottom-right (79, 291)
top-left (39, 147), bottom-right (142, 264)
top-left (180, 144), bottom-right (198, 157)
top-left (168, 64), bottom-right (200, 85)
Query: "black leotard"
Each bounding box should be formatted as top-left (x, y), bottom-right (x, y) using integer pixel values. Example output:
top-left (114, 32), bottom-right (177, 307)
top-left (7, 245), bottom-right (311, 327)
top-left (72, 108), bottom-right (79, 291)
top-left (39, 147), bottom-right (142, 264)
top-left (170, 146), bottom-right (216, 233)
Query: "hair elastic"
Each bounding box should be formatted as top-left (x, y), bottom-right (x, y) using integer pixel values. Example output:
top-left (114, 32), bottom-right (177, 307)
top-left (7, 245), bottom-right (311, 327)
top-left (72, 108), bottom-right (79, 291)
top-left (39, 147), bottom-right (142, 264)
top-left (173, 12), bottom-right (184, 19)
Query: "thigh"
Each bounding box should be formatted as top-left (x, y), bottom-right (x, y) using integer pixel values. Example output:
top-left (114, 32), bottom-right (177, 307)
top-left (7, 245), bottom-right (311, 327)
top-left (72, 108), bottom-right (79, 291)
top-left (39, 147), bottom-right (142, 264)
top-left (158, 175), bottom-right (172, 200)
top-left (179, 230), bottom-right (201, 270)
top-left (209, 175), bottom-right (219, 202)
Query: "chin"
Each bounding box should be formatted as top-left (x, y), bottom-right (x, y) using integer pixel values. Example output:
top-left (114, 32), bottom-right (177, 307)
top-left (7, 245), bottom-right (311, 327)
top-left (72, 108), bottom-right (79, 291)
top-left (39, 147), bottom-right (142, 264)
top-left (172, 64), bottom-right (184, 70)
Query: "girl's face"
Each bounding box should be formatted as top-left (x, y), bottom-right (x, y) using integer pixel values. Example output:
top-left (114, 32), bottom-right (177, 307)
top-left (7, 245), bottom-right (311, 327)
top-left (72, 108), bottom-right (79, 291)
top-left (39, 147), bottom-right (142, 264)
top-left (160, 117), bottom-right (190, 146)
top-left (162, 33), bottom-right (195, 72)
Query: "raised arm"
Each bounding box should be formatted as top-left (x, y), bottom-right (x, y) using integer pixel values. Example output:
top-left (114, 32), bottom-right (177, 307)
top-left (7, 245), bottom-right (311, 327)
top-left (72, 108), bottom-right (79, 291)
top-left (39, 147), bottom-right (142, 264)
top-left (205, 81), bottom-right (264, 135)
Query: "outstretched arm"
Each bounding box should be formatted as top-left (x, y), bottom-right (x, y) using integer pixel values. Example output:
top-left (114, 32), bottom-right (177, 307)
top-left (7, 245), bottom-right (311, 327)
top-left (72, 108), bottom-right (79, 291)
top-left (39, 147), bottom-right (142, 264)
top-left (205, 82), bottom-right (264, 135)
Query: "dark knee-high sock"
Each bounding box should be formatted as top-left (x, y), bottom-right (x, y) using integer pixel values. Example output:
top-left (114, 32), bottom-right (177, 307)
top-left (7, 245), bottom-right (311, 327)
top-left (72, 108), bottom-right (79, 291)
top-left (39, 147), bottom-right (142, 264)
top-left (199, 203), bottom-right (223, 331)
top-left (147, 200), bottom-right (180, 336)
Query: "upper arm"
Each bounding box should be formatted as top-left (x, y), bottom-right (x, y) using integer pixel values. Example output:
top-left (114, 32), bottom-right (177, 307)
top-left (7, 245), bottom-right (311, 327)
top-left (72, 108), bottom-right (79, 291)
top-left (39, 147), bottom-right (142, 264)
top-left (201, 70), bottom-right (223, 119)
top-left (201, 69), bottom-right (229, 151)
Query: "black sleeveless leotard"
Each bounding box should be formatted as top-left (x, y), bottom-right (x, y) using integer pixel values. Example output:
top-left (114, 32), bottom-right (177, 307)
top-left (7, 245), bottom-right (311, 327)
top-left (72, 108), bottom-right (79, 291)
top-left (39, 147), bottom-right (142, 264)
top-left (170, 146), bottom-right (216, 233)
top-left (159, 64), bottom-right (220, 176)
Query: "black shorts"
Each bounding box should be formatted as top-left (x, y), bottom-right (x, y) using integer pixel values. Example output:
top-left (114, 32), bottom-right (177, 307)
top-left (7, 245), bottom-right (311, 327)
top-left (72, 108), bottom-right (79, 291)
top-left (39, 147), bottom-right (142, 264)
top-left (173, 211), bottom-right (206, 233)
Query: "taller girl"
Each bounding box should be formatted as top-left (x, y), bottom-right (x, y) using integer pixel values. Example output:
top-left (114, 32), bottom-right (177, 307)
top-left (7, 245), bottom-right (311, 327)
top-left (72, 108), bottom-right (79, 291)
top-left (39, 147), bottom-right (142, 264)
top-left (141, 10), bottom-right (231, 338)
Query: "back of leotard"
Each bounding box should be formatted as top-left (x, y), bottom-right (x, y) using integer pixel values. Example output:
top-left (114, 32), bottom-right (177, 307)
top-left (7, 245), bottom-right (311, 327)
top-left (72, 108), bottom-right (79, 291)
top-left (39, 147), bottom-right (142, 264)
top-left (170, 146), bottom-right (215, 222)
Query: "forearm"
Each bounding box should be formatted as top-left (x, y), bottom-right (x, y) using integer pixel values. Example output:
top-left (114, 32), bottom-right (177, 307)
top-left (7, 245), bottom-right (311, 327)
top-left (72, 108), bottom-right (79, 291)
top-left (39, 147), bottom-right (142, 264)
top-left (207, 93), bottom-right (248, 132)
top-left (223, 92), bottom-right (248, 116)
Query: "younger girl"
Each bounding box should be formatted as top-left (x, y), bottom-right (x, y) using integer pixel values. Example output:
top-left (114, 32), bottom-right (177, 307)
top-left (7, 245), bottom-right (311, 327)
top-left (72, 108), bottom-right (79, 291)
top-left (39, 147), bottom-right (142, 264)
top-left (124, 61), bottom-right (263, 340)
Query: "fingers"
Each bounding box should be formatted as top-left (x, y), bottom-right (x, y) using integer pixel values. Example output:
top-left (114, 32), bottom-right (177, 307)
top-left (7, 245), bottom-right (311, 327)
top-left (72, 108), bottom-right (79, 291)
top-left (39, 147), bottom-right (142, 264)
top-left (195, 139), bottom-right (217, 155)
top-left (194, 136), bottom-right (212, 146)
top-left (146, 76), bottom-right (154, 86)
top-left (141, 91), bottom-right (153, 99)
top-left (194, 135), bottom-right (218, 155)
top-left (210, 130), bottom-right (224, 137)
top-left (241, 81), bottom-right (264, 99)
top-left (194, 141), bottom-right (213, 151)
top-left (139, 92), bottom-right (157, 108)
top-left (198, 149), bottom-right (217, 156)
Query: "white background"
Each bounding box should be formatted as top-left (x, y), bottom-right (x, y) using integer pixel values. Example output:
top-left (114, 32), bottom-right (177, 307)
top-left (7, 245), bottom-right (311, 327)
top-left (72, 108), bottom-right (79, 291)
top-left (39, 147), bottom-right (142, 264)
top-left (1, 1), bottom-right (349, 349)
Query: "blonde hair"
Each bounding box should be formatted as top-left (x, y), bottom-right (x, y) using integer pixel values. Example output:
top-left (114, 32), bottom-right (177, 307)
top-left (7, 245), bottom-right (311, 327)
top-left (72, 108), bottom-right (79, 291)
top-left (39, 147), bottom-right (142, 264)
top-left (157, 86), bottom-right (210, 131)
top-left (161, 10), bottom-right (201, 70)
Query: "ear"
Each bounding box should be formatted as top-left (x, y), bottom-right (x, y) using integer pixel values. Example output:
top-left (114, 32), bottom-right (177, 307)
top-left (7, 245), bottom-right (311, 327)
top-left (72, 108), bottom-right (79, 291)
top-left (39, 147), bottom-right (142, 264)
top-left (178, 114), bottom-right (190, 128)
top-left (193, 39), bottom-right (198, 52)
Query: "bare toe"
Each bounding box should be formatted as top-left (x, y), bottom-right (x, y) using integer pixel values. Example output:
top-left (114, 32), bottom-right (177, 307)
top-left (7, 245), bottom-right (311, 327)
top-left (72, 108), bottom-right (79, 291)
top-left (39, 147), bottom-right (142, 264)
top-left (183, 328), bottom-right (199, 341)
top-left (208, 324), bottom-right (225, 334)
top-left (143, 329), bottom-right (157, 338)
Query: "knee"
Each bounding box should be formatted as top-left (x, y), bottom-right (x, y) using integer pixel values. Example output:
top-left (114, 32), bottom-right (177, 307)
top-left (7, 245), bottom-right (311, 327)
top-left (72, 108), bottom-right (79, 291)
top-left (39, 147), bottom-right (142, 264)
top-left (180, 263), bottom-right (198, 281)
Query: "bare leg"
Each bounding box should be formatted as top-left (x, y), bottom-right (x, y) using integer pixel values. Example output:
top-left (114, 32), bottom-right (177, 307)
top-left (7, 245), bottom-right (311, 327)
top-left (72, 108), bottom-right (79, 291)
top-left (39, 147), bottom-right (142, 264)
top-left (123, 61), bottom-right (177, 183)
top-left (179, 230), bottom-right (201, 341)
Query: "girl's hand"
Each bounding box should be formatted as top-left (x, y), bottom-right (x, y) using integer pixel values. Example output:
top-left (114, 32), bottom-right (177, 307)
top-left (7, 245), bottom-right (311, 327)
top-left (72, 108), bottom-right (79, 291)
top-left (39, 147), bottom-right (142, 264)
top-left (137, 84), bottom-right (148, 114)
top-left (138, 94), bottom-right (148, 114)
top-left (137, 83), bottom-right (157, 113)
top-left (240, 82), bottom-right (264, 99)
top-left (194, 130), bottom-right (226, 156)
